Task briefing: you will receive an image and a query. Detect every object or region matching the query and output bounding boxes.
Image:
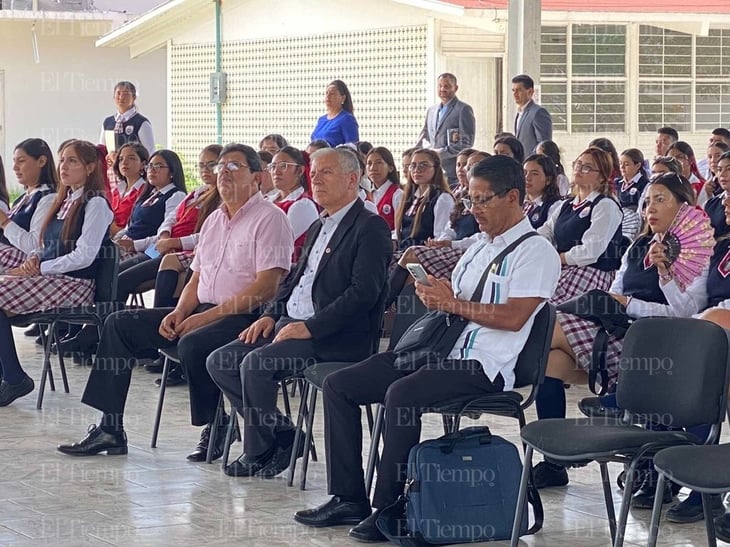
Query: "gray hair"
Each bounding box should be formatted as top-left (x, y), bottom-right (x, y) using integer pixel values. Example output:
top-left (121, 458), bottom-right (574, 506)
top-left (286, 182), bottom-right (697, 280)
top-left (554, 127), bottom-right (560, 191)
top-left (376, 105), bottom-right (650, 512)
top-left (311, 147), bottom-right (360, 176)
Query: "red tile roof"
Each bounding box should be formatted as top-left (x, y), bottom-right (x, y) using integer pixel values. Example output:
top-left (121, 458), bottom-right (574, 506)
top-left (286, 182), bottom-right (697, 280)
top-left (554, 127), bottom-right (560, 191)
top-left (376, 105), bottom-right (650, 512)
top-left (445, 0), bottom-right (730, 14)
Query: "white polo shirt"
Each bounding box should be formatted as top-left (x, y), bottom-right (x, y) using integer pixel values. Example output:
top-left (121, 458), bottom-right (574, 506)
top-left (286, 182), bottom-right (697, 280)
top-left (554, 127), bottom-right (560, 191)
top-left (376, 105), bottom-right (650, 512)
top-left (447, 217), bottom-right (561, 389)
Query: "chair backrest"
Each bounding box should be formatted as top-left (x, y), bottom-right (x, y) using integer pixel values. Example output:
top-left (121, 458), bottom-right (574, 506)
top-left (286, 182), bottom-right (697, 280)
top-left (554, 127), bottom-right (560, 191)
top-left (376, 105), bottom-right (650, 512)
top-left (513, 303), bottom-right (556, 390)
top-left (387, 282), bottom-right (429, 351)
top-left (94, 240), bottom-right (120, 302)
top-left (617, 317), bottom-right (730, 430)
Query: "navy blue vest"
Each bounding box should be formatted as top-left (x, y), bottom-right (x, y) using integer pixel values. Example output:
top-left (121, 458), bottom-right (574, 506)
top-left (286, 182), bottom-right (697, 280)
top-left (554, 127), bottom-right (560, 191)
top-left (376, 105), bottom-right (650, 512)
top-left (705, 194), bottom-right (727, 239)
top-left (617, 174), bottom-right (650, 212)
top-left (526, 197), bottom-right (560, 229)
top-left (40, 197), bottom-right (111, 279)
top-left (0, 187), bottom-right (54, 245)
top-left (125, 189), bottom-right (179, 240)
top-left (621, 235), bottom-right (668, 305)
top-left (398, 189), bottom-right (442, 251)
top-left (707, 237), bottom-right (730, 308)
top-left (553, 195), bottom-right (624, 272)
top-left (103, 112), bottom-right (150, 151)
top-left (452, 211), bottom-right (479, 240)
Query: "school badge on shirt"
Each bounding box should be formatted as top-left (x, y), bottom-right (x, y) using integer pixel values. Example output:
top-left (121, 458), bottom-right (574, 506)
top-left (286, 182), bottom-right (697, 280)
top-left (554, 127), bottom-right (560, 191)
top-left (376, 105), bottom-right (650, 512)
top-left (578, 206), bottom-right (591, 218)
top-left (382, 204), bottom-right (392, 214)
top-left (125, 125), bottom-right (134, 135)
top-left (718, 249), bottom-right (730, 278)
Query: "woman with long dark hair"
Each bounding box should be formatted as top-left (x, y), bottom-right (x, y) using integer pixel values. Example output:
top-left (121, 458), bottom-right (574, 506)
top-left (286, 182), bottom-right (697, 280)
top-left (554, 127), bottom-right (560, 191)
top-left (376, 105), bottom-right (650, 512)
top-left (0, 138), bottom-right (58, 270)
top-left (0, 140), bottom-right (113, 406)
top-left (310, 80), bottom-right (359, 146)
top-left (113, 149), bottom-right (186, 262)
top-left (109, 142), bottom-right (150, 236)
top-left (523, 154), bottom-right (562, 229)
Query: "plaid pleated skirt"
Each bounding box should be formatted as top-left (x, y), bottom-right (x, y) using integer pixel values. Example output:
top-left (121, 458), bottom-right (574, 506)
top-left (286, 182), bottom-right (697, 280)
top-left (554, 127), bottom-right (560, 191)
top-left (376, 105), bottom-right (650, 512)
top-left (0, 243), bottom-right (28, 272)
top-left (0, 274), bottom-right (95, 314)
top-left (549, 265), bottom-right (615, 306)
top-left (175, 251), bottom-right (194, 270)
top-left (412, 245), bottom-right (465, 279)
top-left (557, 311), bottom-right (622, 386)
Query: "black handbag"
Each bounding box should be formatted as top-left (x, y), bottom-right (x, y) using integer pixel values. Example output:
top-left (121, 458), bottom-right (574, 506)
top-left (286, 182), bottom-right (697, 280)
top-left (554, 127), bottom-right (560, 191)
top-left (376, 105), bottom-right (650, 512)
top-left (557, 289), bottom-right (632, 395)
top-left (393, 232), bottom-right (538, 371)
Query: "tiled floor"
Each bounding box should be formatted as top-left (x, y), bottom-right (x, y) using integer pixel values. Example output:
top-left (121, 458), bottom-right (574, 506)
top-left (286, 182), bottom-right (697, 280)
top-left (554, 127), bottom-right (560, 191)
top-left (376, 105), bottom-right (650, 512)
top-left (0, 326), bottom-right (727, 546)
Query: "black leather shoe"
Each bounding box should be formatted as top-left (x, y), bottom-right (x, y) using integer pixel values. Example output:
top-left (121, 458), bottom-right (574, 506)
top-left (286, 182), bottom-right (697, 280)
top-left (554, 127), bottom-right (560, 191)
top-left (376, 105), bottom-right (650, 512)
top-left (294, 496), bottom-right (372, 528)
top-left (186, 419), bottom-right (228, 462)
top-left (23, 324), bottom-right (40, 337)
top-left (349, 509), bottom-right (386, 542)
top-left (57, 424), bottom-right (128, 456)
top-left (666, 494), bottom-right (725, 523)
top-left (259, 430), bottom-right (305, 479)
top-left (224, 444), bottom-right (276, 477)
top-left (533, 461), bottom-right (568, 489)
top-left (714, 513), bottom-right (730, 542)
top-left (145, 357), bottom-right (165, 374)
top-left (155, 364), bottom-right (186, 387)
top-left (0, 375), bottom-right (35, 406)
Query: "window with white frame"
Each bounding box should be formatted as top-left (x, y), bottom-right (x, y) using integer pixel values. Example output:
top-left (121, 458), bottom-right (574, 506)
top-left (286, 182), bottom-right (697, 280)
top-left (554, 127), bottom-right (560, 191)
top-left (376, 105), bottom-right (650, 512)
top-left (540, 24), bottom-right (627, 133)
top-left (638, 26), bottom-right (730, 132)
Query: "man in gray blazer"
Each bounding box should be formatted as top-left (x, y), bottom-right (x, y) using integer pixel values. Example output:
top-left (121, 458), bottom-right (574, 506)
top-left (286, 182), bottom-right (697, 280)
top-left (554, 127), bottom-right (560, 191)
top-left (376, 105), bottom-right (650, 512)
top-left (416, 73), bottom-right (475, 185)
top-left (512, 74), bottom-right (552, 156)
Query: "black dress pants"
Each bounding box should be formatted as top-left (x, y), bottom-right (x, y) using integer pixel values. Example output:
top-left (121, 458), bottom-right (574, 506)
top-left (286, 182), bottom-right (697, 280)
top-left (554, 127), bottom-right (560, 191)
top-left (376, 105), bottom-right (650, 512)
top-left (322, 351), bottom-right (504, 509)
top-left (116, 254), bottom-right (162, 303)
top-left (81, 305), bottom-right (257, 426)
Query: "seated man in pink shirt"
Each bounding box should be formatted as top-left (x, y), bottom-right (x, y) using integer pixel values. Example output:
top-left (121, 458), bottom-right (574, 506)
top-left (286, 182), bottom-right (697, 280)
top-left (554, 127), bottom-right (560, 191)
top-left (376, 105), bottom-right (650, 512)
top-left (57, 143), bottom-right (294, 461)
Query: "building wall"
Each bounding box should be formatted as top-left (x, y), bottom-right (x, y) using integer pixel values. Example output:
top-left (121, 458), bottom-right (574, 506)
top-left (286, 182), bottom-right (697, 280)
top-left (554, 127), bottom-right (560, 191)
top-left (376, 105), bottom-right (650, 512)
top-left (0, 20), bottom-right (166, 189)
top-left (165, 0), bottom-right (500, 173)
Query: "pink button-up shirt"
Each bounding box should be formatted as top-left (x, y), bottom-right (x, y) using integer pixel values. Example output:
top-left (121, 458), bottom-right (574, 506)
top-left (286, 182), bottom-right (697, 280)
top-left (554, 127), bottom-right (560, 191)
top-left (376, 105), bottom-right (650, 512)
top-left (191, 192), bottom-right (294, 305)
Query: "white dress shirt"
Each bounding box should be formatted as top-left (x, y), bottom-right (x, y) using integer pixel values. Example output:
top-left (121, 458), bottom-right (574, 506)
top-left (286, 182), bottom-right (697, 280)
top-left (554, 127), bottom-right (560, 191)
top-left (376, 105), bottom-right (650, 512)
top-left (3, 185), bottom-right (55, 255)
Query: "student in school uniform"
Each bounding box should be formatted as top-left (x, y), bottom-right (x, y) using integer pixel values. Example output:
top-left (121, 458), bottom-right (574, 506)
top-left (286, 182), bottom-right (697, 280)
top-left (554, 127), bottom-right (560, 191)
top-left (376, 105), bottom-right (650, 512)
top-left (113, 149), bottom-right (186, 265)
top-left (0, 139), bottom-right (58, 270)
top-left (616, 148), bottom-right (651, 241)
top-left (704, 150), bottom-right (730, 238)
top-left (108, 142), bottom-right (150, 237)
top-left (522, 153), bottom-right (563, 229)
top-left (366, 147), bottom-right (403, 232)
top-left (0, 140), bottom-right (113, 406)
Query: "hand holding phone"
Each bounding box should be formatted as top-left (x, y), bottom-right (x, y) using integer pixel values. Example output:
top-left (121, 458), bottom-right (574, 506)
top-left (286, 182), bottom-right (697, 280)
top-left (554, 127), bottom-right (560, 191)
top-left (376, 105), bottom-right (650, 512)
top-left (406, 263), bottom-right (431, 286)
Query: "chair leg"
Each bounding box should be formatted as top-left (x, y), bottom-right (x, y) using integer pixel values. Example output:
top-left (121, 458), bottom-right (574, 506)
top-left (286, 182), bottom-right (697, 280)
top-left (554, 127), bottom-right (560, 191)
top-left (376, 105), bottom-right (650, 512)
top-left (36, 322), bottom-right (56, 409)
top-left (221, 412), bottom-right (238, 470)
top-left (300, 386), bottom-right (318, 490)
top-left (647, 472), bottom-right (666, 547)
top-left (288, 382), bottom-right (309, 487)
top-left (510, 445), bottom-right (533, 547)
top-left (205, 395), bottom-right (224, 464)
top-left (606, 460), bottom-right (636, 547)
top-left (702, 493), bottom-right (719, 547)
top-left (598, 462), bottom-right (618, 545)
top-left (366, 404), bottom-right (384, 499)
top-left (150, 357), bottom-right (171, 448)
top-left (281, 379), bottom-right (292, 419)
top-left (54, 327), bottom-right (70, 394)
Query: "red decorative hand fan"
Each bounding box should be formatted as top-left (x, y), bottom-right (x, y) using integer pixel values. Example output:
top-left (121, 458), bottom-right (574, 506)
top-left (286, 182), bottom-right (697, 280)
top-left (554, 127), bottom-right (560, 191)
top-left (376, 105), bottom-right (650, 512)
top-left (660, 203), bottom-right (714, 290)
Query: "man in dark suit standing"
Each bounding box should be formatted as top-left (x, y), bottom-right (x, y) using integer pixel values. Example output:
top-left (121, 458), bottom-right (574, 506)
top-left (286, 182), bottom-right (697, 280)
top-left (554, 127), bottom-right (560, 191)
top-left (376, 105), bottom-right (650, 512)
top-left (206, 147), bottom-right (392, 478)
top-left (416, 73), bottom-right (475, 185)
top-left (512, 74), bottom-right (552, 156)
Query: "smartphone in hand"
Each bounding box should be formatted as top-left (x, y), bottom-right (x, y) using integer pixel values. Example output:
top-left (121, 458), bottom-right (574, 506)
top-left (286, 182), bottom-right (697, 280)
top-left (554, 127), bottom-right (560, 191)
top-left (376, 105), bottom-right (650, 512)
top-left (406, 263), bottom-right (431, 286)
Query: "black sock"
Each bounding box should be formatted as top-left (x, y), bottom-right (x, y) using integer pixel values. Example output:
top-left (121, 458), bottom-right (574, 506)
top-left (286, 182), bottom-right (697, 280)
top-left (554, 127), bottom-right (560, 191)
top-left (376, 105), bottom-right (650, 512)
top-left (100, 412), bottom-right (124, 433)
top-left (0, 311), bottom-right (25, 384)
top-left (384, 266), bottom-right (409, 309)
top-left (337, 494), bottom-right (368, 503)
top-left (154, 270), bottom-right (179, 308)
top-left (536, 376), bottom-right (566, 420)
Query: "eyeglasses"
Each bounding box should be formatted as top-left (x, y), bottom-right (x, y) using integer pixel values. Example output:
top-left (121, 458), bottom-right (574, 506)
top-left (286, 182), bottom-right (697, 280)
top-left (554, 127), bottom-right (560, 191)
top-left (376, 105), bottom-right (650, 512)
top-left (214, 161), bottom-right (250, 174)
top-left (267, 162), bottom-right (301, 173)
top-left (462, 192), bottom-right (506, 210)
top-left (198, 161), bottom-right (218, 172)
top-left (572, 161), bottom-right (598, 175)
top-left (146, 163), bottom-right (169, 172)
top-left (409, 162), bottom-right (435, 172)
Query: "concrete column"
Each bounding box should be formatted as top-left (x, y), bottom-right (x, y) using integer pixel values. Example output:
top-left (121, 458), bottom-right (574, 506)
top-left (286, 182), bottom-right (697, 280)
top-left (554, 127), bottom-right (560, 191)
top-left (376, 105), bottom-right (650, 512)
top-left (505, 0), bottom-right (542, 132)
